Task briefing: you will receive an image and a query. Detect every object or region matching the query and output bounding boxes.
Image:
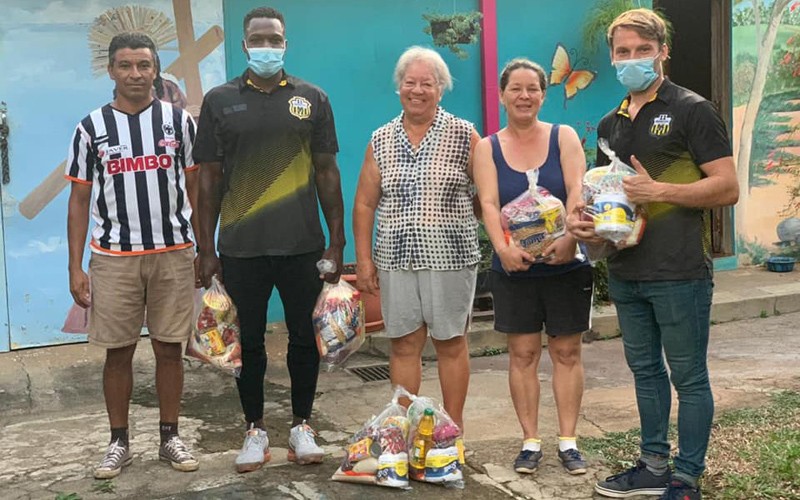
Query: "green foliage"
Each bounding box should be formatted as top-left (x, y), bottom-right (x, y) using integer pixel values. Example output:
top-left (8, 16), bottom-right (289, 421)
top-left (592, 259), bottom-right (610, 305)
top-left (477, 346), bottom-right (506, 357)
top-left (707, 391), bottom-right (800, 499)
top-left (55, 494), bottom-right (82, 500)
top-left (733, 0), bottom-right (800, 27)
top-left (477, 223), bottom-right (493, 272)
top-left (583, 425), bottom-right (678, 471)
top-left (733, 52), bottom-right (758, 106)
top-left (581, 0), bottom-right (671, 54)
top-left (422, 11), bottom-right (482, 60)
top-left (732, 0), bottom-right (770, 27)
top-left (748, 91), bottom-right (800, 189)
top-left (92, 480), bottom-right (116, 494)
top-left (768, 33), bottom-right (800, 94)
top-left (584, 391), bottom-right (800, 499)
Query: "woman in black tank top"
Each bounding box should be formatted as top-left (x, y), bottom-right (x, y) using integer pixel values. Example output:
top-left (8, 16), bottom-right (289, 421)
top-left (472, 58), bottom-right (592, 476)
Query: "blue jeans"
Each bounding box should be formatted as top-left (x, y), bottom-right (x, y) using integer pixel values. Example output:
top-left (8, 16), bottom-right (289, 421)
top-left (609, 276), bottom-right (714, 484)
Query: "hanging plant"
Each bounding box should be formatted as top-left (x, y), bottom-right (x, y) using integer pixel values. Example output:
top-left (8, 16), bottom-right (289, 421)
top-left (422, 11), bottom-right (483, 60)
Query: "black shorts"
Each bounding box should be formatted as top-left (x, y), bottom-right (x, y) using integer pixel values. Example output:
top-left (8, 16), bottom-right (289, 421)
top-left (490, 266), bottom-right (593, 336)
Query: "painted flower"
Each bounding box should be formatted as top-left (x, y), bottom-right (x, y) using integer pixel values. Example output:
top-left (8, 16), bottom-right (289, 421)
top-left (783, 52), bottom-right (793, 65)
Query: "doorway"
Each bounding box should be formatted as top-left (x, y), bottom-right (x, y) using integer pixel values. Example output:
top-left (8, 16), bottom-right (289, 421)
top-left (654, 0), bottom-right (734, 258)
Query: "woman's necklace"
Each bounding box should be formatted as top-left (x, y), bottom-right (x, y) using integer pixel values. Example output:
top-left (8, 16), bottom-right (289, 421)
top-left (403, 118), bottom-right (433, 150)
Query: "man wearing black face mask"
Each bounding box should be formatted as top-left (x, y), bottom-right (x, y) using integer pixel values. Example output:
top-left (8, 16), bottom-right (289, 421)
top-left (567, 8), bottom-right (738, 500)
top-left (194, 6), bottom-right (344, 473)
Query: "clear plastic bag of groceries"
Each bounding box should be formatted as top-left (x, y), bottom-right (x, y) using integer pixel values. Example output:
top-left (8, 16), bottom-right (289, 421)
top-left (313, 260), bottom-right (365, 370)
top-left (185, 276), bottom-right (242, 376)
top-left (501, 169), bottom-right (566, 262)
top-left (581, 139), bottom-right (647, 254)
top-left (406, 392), bottom-right (465, 489)
top-left (331, 386), bottom-right (412, 489)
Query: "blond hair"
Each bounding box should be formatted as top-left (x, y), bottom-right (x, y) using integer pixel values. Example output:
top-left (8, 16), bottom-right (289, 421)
top-left (607, 8), bottom-right (669, 48)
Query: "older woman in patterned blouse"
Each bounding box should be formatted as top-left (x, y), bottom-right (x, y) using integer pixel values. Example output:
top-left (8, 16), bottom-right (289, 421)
top-left (353, 46), bottom-right (480, 430)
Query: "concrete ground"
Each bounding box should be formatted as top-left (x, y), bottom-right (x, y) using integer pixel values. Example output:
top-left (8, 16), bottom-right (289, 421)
top-left (1, 296), bottom-right (799, 500)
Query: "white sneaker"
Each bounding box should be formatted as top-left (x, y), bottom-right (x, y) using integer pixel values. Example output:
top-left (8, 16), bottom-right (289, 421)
top-left (94, 439), bottom-right (132, 479)
top-left (288, 420), bottom-right (324, 465)
top-left (235, 426), bottom-right (270, 473)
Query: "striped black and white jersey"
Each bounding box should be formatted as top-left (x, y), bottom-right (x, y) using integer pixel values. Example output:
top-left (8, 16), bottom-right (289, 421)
top-left (65, 100), bottom-right (197, 255)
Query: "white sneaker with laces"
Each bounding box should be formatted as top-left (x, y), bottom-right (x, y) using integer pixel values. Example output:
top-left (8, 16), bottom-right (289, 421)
top-left (288, 420), bottom-right (324, 465)
top-left (94, 439), bottom-right (132, 479)
top-left (235, 426), bottom-right (270, 473)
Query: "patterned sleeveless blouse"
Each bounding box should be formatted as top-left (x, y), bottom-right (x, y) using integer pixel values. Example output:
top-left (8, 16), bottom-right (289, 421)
top-left (371, 107), bottom-right (479, 271)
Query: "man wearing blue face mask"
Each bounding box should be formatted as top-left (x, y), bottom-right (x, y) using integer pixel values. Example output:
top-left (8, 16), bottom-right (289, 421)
top-left (194, 6), bottom-right (345, 473)
top-left (567, 8), bottom-right (738, 500)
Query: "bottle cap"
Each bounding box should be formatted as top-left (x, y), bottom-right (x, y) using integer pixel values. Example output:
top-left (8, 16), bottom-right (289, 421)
top-left (424, 408), bottom-right (434, 416)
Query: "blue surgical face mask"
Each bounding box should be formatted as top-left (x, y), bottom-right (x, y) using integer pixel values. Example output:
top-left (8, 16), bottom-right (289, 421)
top-left (246, 45), bottom-right (285, 78)
top-left (613, 55), bottom-right (659, 92)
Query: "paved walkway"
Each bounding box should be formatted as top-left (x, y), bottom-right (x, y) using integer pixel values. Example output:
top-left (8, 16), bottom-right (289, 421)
top-left (0, 267), bottom-right (798, 499)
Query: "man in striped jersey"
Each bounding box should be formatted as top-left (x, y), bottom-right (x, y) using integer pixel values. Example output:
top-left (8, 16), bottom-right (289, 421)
top-left (66, 33), bottom-right (200, 479)
top-left (195, 7), bottom-right (345, 473)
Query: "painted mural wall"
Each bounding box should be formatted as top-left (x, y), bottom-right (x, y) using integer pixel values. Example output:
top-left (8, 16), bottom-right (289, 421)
top-left (732, 0), bottom-right (800, 264)
top-left (0, 0), bottom-right (226, 350)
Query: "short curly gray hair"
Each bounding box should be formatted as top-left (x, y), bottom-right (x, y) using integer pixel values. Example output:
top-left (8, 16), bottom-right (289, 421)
top-left (393, 46), bottom-right (453, 92)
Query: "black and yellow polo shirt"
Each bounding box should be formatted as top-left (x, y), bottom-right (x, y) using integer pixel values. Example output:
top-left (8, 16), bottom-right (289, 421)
top-left (596, 78), bottom-right (732, 281)
top-left (194, 70), bottom-right (338, 257)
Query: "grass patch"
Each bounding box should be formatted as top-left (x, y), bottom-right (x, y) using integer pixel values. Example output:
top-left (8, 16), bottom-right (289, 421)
top-left (475, 346), bottom-right (506, 357)
top-left (583, 391), bottom-right (800, 499)
top-left (92, 480), bottom-right (116, 494)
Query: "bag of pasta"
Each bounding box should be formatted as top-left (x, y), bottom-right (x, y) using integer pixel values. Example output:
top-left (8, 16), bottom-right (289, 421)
top-left (501, 169), bottom-right (566, 262)
top-left (185, 276), bottom-right (242, 376)
top-left (331, 386), bottom-right (411, 489)
top-left (313, 260), bottom-right (365, 370)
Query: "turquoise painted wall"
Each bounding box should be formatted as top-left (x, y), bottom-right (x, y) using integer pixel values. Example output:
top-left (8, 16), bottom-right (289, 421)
top-left (496, 0), bottom-right (652, 167)
top-left (222, 0), bottom-right (483, 321)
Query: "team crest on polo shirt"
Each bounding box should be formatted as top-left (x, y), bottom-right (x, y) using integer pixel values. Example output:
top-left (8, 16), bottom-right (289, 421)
top-left (650, 113), bottom-right (673, 137)
top-left (288, 96), bottom-right (312, 119)
top-left (162, 122), bottom-right (175, 136)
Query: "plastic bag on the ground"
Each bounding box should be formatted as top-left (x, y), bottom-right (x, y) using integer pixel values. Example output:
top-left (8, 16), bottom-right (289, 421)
top-left (406, 392), bottom-right (465, 489)
top-left (185, 276), bottom-right (242, 377)
top-left (331, 386), bottom-right (412, 489)
top-left (581, 139), bottom-right (646, 252)
top-left (501, 169), bottom-right (566, 262)
top-left (313, 263), bottom-right (365, 370)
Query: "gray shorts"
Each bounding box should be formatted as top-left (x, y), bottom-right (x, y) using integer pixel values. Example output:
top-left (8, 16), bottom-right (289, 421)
top-left (378, 266), bottom-right (477, 341)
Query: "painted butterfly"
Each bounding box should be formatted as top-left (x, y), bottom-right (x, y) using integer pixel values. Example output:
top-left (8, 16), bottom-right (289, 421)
top-left (549, 43), bottom-right (596, 107)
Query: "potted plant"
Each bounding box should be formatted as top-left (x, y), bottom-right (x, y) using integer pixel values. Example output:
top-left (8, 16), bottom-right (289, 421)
top-left (342, 263), bottom-right (384, 333)
top-left (422, 11), bottom-right (483, 60)
top-left (581, 0), bottom-right (671, 54)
